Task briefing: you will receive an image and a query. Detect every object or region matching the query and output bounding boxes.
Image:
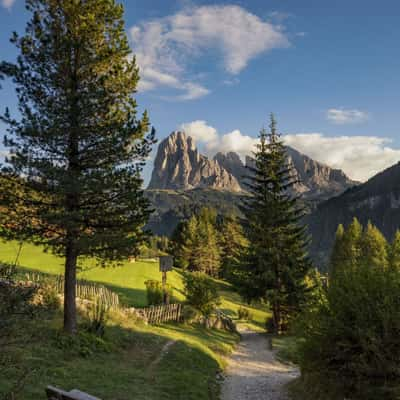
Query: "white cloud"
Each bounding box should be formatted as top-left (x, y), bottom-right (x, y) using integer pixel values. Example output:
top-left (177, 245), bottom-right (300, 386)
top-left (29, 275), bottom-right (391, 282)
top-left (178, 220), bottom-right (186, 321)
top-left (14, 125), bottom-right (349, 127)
top-left (284, 134), bottom-right (400, 182)
top-left (178, 120), bottom-right (400, 182)
top-left (130, 5), bottom-right (289, 100)
top-left (207, 130), bottom-right (258, 159)
top-left (326, 108), bottom-right (369, 125)
top-left (179, 120), bottom-right (257, 160)
top-left (179, 120), bottom-right (218, 143)
top-left (1, 0), bottom-right (15, 9)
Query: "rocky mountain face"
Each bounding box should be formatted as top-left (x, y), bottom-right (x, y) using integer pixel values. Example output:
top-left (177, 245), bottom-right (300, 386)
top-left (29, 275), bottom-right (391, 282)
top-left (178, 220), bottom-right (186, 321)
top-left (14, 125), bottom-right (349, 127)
top-left (285, 147), bottom-right (358, 201)
top-left (146, 131), bottom-right (359, 241)
top-left (148, 131), bottom-right (357, 201)
top-left (307, 161), bottom-right (400, 269)
top-left (213, 151), bottom-right (248, 184)
top-left (148, 131), bottom-right (242, 192)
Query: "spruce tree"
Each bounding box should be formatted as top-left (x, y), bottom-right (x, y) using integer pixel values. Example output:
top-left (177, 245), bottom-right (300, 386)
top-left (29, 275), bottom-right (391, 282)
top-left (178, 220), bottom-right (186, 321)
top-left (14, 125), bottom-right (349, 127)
top-left (219, 215), bottom-right (248, 280)
top-left (195, 208), bottom-right (220, 277)
top-left (389, 230), bottom-right (400, 270)
top-left (239, 114), bottom-right (311, 333)
top-left (329, 224), bottom-right (346, 278)
top-left (342, 218), bottom-right (363, 269)
top-left (171, 208), bottom-right (221, 277)
top-left (360, 222), bottom-right (388, 269)
top-left (0, 0), bottom-right (155, 333)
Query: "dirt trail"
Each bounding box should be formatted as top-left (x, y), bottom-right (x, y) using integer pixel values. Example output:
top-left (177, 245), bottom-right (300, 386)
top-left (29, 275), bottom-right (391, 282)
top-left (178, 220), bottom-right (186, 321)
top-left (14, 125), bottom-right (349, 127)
top-left (221, 328), bottom-right (299, 400)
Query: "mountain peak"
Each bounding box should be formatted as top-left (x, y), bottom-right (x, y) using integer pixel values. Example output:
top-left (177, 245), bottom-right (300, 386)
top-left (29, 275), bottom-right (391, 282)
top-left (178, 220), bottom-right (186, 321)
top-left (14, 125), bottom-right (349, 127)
top-left (148, 131), bottom-right (242, 192)
top-left (148, 131), bottom-right (356, 200)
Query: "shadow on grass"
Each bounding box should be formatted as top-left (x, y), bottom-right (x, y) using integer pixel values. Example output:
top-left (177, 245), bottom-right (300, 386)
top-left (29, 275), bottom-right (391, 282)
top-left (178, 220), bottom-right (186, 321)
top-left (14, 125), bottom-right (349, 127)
top-left (2, 308), bottom-right (226, 400)
top-left (14, 265), bottom-right (187, 308)
top-left (13, 265), bottom-right (149, 307)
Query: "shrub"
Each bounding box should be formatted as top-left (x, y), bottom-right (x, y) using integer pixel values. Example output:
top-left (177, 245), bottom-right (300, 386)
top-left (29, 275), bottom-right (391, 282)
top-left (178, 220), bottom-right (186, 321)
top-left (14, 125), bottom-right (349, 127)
top-left (33, 284), bottom-right (61, 311)
top-left (182, 305), bottom-right (201, 324)
top-left (0, 262), bottom-right (16, 280)
top-left (297, 265), bottom-right (400, 400)
top-left (0, 264), bottom-right (37, 334)
top-left (84, 296), bottom-right (110, 337)
top-left (144, 280), bottom-right (172, 305)
top-left (183, 272), bottom-right (220, 321)
top-left (145, 280), bottom-right (163, 305)
top-left (237, 306), bottom-right (252, 321)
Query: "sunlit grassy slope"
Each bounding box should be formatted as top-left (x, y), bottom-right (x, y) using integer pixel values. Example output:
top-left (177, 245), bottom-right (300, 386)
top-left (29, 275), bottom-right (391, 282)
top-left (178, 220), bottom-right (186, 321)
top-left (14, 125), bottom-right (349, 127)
top-left (0, 240), bottom-right (270, 326)
top-left (1, 239), bottom-right (270, 399)
top-left (0, 240), bottom-right (184, 307)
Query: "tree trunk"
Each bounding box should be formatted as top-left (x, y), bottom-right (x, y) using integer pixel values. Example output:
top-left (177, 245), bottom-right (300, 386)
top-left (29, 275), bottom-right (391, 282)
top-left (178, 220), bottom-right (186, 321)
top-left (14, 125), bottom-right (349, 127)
top-left (64, 237), bottom-right (78, 334)
top-left (273, 301), bottom-right (281, 335)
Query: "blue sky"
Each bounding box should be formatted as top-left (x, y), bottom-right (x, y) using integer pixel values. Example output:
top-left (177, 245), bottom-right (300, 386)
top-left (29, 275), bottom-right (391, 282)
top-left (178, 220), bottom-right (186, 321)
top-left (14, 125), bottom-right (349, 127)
top-left (1, 0), bottom-right (400, 183)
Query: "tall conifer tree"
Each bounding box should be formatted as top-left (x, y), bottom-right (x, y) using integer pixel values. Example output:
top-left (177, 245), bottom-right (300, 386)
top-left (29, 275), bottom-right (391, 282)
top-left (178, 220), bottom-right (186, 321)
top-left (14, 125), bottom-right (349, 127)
top-left (171, 208), bottom-right (221, 276)
top-left (360, 222), bottom-right (388, 269)
top-left (0, 0), bottom-right (155, 333)
top-left (219, 215), bottom-right (248, 279)
top-left (329, 224), bottom-right (346, 278)
top-left (389, 230), bottom-right (400, 270)
top-left (239, 114), bottom-right (311, 333)
top-left (342, 218), bottom-right (363, 269)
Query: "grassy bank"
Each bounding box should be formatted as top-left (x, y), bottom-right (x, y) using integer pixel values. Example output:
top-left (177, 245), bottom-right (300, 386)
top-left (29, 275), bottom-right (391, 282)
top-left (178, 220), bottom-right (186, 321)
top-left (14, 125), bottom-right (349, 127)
top-left (0, 241), bottom-right (184, 307)
top-left (1, 309), bottom-right (239, 400)
top-left (0, 240), bottom-right (270, 326)
top-left (273, 336), bottom-right (303, 365)
top-left (1, 240), bottom-right (270, 399)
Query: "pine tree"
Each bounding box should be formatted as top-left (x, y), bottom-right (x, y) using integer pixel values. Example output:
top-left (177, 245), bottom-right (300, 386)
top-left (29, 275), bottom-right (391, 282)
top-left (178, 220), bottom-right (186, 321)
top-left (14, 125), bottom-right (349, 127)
top-left (329, 224), bottom-right (346, 278)
top-left (360, 221), bottom-right (388, 269)
top-left (190, 209), bottom-right (220, 276)
top-left (389, 230), bottom-right (400, 270)
top-left (342, 218), bottom-right (363, 269)
top-left (0, 0), bottom-right (155, 333)
top-left (239, 114), bottom-right (311, 333)
top-left (171, 208), bottom-right (221, 277)
top-left (219, 215), bottom-right (248, 280)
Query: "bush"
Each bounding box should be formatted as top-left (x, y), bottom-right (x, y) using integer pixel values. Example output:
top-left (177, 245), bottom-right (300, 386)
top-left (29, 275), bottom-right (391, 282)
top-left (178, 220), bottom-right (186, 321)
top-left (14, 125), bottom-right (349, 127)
top-left (33, 284), bottom-right (61, 311)
top-left (0, 264), bottom-right (37, 334)
top-left (144, 280), bottom-right (172, 305)
top-left (84, 296), bottom-right (110, 337)
top-left (237, 306), bottom-right (252, 321)
top-left (183, 272), bottom-right (220, 321)
top-left (0, 262), bottom-right (16, 280)
top-left (297, 265), bottom-right (400, 400)
top-left (182, 305), bottom-right (201, 324)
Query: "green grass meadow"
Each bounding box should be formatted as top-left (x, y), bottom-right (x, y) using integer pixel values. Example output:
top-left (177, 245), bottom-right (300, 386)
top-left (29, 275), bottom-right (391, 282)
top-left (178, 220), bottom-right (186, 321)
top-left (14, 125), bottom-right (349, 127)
top-left (0, 240), bottom-right (185, 307)
top-left (1, 240), bottom-right (270, 399)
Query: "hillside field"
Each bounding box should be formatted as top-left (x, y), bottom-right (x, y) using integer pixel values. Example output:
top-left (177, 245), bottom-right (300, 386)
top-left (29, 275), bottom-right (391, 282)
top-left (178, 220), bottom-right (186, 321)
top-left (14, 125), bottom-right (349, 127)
top-left (1, 239), bottom-right (272, 399)
top-left (0, 240), bottom-right (269, 327)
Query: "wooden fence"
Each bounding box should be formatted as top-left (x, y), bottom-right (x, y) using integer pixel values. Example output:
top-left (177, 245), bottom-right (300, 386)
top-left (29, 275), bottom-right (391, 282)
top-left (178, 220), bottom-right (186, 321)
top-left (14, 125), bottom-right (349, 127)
top-left (24, 272), bottom-right (120, 309)
top-left (21, 271), bottom-right (183, 323)
top-left (135, 303), bottom-right (182, 324)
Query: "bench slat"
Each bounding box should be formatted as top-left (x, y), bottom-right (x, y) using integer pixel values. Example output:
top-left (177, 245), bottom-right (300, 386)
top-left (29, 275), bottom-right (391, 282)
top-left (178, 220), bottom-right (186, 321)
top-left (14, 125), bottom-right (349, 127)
top-left (46, 386), bottom-right (102, 400)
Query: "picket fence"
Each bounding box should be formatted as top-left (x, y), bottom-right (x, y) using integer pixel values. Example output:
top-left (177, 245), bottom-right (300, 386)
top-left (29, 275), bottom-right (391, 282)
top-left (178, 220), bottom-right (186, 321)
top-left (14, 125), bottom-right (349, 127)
top-left (24, 272), bottom-right (120, 309)
top-left (135, 303), bottom-right (183, 324)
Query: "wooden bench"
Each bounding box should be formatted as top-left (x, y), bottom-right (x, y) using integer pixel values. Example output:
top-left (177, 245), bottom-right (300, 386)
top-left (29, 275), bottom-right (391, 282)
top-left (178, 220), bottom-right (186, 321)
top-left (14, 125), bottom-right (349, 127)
top-left (46, 386), bottom-right (101, 400)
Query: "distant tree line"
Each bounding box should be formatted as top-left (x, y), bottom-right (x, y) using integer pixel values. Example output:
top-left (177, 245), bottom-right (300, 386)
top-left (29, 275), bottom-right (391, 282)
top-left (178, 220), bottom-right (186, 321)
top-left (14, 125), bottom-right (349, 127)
top-left (296, 218), bottom-right (400, 399)
top-left (330, 217), bottom-right (400, 275)
top-left (170, 208), bottom-right (247, 279)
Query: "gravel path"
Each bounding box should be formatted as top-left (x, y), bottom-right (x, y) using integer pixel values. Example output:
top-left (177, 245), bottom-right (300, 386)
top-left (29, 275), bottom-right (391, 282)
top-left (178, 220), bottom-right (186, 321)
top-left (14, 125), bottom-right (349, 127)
top-left (221, 328), bottom-right (299, 400)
